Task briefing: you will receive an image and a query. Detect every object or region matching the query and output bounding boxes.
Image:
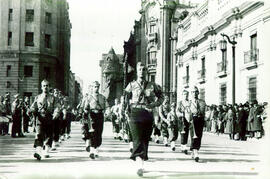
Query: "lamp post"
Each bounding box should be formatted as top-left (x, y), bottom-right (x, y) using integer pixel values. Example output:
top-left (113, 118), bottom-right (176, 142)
top-left (220, 33), bottom-right (237, 105)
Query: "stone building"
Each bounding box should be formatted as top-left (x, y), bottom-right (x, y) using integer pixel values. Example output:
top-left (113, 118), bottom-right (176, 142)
top-left (174, 0), bottom-right (270, 104)
top-left (99, 48), bottom-right (123, 106)
top-left (133, 0), bottom-right (195, 100)
top-left (0, 0), bottom-right (71, 102)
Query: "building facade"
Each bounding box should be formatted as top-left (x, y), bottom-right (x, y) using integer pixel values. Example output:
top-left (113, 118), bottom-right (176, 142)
top-left (99, 48), bottom-right (123, 106)
top-left (134, 0), bottom-right (195, 100)
top-left (174, 0), bottom-right (270, 105)
top-left (0, 0), bottom-right (71, 101)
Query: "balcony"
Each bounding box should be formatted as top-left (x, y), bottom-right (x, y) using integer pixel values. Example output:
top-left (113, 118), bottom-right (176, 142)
top-left (147, 32), bottom-right (158, 42)
top-left (217, 62), bottom-right (227, 78)
top-left (183, 76), bottom-right (189, 88)
top-left (197, 69), bottom-right (206, 83)
top-left (147, 58), bottom-right (157, 72)
top-left (244, 49), bottom-right (258, 70)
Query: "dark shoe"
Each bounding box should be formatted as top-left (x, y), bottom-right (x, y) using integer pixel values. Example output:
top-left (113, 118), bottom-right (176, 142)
top-left (118, 136), bottom-right (123, 141)
top-left (137, 168), bottom-right (144, 177)
top-left (165, 144), bottom-right (169, 147)
top-left (34, 153), bottom-right (41, 160)
top-left (129, 148), bottom-right (133, 153)
top-left (155, 140), bottom-right (160, 144)
top-left (86, 146), bottom-right (90, 152)
top-left (195, 157), bottom-right (199, 162)
top-left (172, 147), bottom-right (176, 151)
top-left (89, 153), bottom-right (95, 159)
top-left (124, 139), bottom-right (128, 143)
top-left (184, 150), bottom-right (188, 155)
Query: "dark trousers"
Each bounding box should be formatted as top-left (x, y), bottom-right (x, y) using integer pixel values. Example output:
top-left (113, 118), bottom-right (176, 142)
top-left (52, 119), bottom-right (60, 142)
top-left (112, 114), bottom-right (120, 133)
top-left (60, 120), bottom-right (67, 136)
top-left (66, 119), bottom-right (71, 135)
top-left (180, 118), bottom-right (190, 145)
top-left (89, 112), bottom-right (104, 148)
top-left (161, 121), bottom-right (169, 138)
top-left (11, 115), bottom-right (22, 137)
top-left (34, 119), bottom-right (53, 148)
top-left (190, 116), bottom-right (204, 150)
top-left (129, 108), bottom-right (154, 161)
top-left (23, 115), bottom-right (30, 133)
top-left (169, 124), bottom-right (179, 142)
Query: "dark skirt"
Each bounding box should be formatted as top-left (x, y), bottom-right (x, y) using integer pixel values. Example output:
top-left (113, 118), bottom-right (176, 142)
top-left (129, 108), bottom-right (154, 161)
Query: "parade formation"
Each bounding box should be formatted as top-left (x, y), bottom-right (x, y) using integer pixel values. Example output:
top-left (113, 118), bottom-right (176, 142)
top-left (0, 61), bottom-right (268, 177)
top-left (0, 0), bottom-right (270, 178)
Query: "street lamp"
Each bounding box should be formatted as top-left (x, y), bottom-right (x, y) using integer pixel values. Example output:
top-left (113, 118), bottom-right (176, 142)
top-left (220, 33), bottom-right (237, 105)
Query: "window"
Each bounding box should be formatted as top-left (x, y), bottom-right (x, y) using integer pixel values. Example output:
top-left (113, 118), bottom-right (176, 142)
top-left (149, 74), bottom-right (155, 82)
top-left (147, 51), bottom-right (156, 64)
top-left (6, 81), bottom-right (11, 88)
top-left (45, 34), bottom-right (51, 48)
top-left (26, 9), bottom-right (34, 22)
top-left (201, 57), bottom-right (205, 77)
top-left (8, 9), bottom-right (13, 21)
top-left (150, 24), bottom-right (156, 33)
top-left (25, 32), bottom-right (34, 46)
top-left (8, 32), bottom-right (12, 46)
top-left (199, 88), bottom-right (205, 101)
top-left (222, 49), bottom-right (227, 71)
top-left (44, 67), bottom-right (50, 79)
top-left (220, 83), bottom-right (227, 105)
top-left (24, 66), bottom-right (33, 77)
top-left (248, 77), bottom-right (257, 102)
top-left (250, 33), bottom-right (257, 51)
top-left (45, 12), bottom-right (52, 24)
top-left (6, 65), bottom-right (11, 77)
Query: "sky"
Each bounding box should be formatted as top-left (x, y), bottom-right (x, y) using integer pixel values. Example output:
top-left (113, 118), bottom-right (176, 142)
top-left (68, 0), bottom-right (142, 93)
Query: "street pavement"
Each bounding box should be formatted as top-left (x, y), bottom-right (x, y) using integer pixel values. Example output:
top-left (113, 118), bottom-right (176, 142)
top-left (0, 121), bottom-right (269, 179)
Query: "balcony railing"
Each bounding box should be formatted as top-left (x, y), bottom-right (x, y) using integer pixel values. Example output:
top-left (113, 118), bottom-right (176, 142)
top-left (217, 61), bottom-right (227, 77)
top-left (244, 49), bottom-right (259, 64)
top-left (198, 69), bottom-right (206, 83)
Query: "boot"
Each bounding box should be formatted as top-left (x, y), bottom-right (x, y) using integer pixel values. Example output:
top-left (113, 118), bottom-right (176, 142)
top-left (181, 144), bottom-right (188, 154)
top-left (89, 147), bottom-right (95, 159)
top-left (193, 149), bottom-right (199, 162)
top-left (51, 141), bottom-right (57, 151)
top-left (34, 146), bottom-right (42, 160)
top-left (136, 157), bottom-right (144, 177)
top-left (171, 141), bottom-right (176, 151)
top-left (163, 137), bottom-right (168, 147)
top-left (94, 147), bottom-right (99, 158)
top-left (85, 139), bottom-right (90, 152)
top-left (129, 142), bottom-right (133, 153)
top-left (154, 135), bottom-right (160, 144)
top-left (43, 145), bottom-right (50, 158)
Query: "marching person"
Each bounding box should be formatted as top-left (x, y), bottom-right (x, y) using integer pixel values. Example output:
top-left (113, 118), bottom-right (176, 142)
top-left (83, 81), bottom-right (109, 159)
top-left (124, 62), bottom-right (163, 176)
top-left (111, 98), bottom-right (121, 139)
top-left (51, 89), bottom-right (61, 150)
top-left (189, 86), bottom-right (206, 162)
top-left (159, 95), bottom-right (170, 147)
top-left (176, 89), bottom-right (190, 154)
top-left (30, 79), bottom-right (60, 160)
top-left (166, 102), bottom-right (179, 151)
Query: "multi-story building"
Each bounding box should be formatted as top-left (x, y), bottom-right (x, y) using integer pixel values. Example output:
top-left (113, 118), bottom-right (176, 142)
top-left (74, 75), bottom-right (83, 108)
top-left (134, 0), bottom-right (195, 100)
top-left (0, 0), bottom-right (71, 102)
top-left (174, 0), bottom-right (270, 104)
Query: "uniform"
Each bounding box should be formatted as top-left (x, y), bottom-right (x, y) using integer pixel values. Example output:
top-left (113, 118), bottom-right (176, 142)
top-left (11, 96), bottom-right (23, 137)
top-left (176, 99), bottom-right (191, 153)
top-left (125, 80), bottom-right (163, 161)
top-left (111, 101), bottom-right (121, 139)
top-left (31, 92), bottom-right (60, 159)
top-left (159, 102), bottom-right (170, 146)
top-left (166, 104), bottom-right (179, 151)
top-left (84, 92), bottom-right (108, 159)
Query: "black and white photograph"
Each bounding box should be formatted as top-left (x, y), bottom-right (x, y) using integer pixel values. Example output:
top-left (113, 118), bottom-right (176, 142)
top-left (0, 0), bottom-right (270, 178)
